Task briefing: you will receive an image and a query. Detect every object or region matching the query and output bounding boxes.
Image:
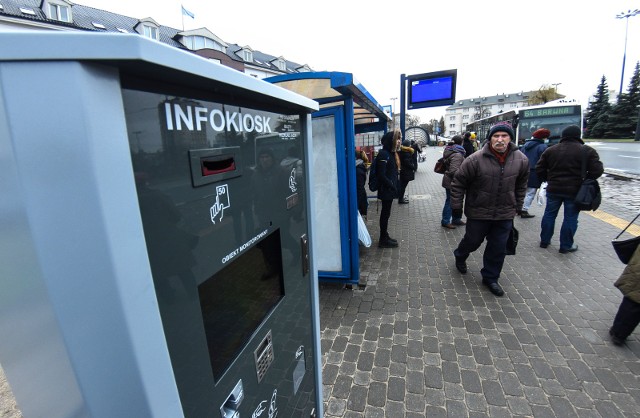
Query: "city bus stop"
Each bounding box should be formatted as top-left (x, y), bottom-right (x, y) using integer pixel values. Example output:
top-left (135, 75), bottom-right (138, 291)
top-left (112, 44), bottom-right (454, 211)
top-left (266, 72), bottom-right (390, 286)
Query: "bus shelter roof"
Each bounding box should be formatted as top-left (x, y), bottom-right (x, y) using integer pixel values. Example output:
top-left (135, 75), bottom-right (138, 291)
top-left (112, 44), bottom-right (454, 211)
top-left (265, 71), bottom-right (390, 134)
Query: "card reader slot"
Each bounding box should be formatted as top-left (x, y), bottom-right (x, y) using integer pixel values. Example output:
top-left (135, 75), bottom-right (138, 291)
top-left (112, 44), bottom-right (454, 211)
top-left (201, 156), bottom-right (236, 176)
top-left (189, 147), bottom-right (242, 187)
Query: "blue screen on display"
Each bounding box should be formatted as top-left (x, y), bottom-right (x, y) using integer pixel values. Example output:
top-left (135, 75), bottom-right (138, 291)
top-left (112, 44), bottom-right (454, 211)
top-left (407, 70), bottom-right (457, 109)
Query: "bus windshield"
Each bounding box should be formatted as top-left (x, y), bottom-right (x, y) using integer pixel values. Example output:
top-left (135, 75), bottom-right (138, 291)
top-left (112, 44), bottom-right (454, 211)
top-left (516, 104), bottom-right (582, 144)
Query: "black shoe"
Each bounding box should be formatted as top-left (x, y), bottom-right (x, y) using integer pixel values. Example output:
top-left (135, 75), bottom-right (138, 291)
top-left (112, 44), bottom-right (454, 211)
top-left (559, 244), bottom-right (578, 254)
top-left (520, 211), bottom-right (535, 218)
top-left (452, 220), bottom-right (466, 226)
top-left (378, 238), bottom-right (398, 248)
top-left (609, 328), bottom-right (625, 346)
top-left (398, 198), bottom-right (409, 204)
top-left (442, 224), bottom-right (457, 229)
top-left (540, 242), bottom-right (549, 248)
top-left (483, 280), bottom-right (504, 296)
top-left (455, 256), bottom-right (467, 274)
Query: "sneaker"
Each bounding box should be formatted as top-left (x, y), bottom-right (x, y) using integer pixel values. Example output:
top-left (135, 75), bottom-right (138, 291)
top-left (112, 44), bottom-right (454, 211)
top-left (609, 328), bottom-right (625, 346)
top-left (520, 211), bottom-right (535, 218)
top-left (398, 198), bottom-right (409, 204)
top-left (559, 244), bottom-right (578, 254)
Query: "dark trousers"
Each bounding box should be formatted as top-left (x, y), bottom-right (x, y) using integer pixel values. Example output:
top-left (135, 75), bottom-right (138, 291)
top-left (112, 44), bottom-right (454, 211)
top-left (379, 199), bottom-right (393, 239)
top-left (398, 179), bottom-right (409, 200)
top-left (454, 219), bottom-right (512, 283)
top-left (611, 296), bottom-right (640, 339)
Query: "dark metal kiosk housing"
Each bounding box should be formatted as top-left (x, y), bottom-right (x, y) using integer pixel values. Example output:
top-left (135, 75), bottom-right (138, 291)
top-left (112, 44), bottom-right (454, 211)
top-left (0, 32), bottom-right (322, 418)
top-left (266, 72), bottom-right (390, 286)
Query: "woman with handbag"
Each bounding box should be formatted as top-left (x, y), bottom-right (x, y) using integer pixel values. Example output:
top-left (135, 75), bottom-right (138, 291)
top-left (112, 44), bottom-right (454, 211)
top-left (609, 244), bottom-right (640, 345)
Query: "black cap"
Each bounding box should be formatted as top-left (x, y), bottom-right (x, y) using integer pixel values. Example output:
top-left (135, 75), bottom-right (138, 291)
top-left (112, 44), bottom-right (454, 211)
top-left (562, 125), bottom-right (581, 139)
top-left (488, 123), bottom-right (515, 141)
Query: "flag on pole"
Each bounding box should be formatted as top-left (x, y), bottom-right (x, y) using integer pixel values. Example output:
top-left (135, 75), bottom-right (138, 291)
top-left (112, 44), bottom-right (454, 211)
top-left (181, 5), bottom-right (195, 19)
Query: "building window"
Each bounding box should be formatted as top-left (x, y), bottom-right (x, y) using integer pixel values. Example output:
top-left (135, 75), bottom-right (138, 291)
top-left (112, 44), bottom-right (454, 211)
top-left (449, 116), bottom-right (456, 121)
top-left (498, 104), bottom-right (504, 109)
top-left (463, 115), bottom-right (469, 120)
top-left (184, 36), bottom-right (224, 52)
top-left (243, 49), bottom-right (253, 62)
top-left (273, 59), bottom-right (286, 71)
top-left (48, 3), bottom-right (70, 22)
top-left (143, 25), bottom-right (159, 40)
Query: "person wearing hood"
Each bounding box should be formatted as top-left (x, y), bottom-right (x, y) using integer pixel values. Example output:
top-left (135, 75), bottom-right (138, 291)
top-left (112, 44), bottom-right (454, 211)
top-left (519, 128), bottom-right (550, 218)
top-left (397, 139), bottom-right (416, 204)
top-left (441, 135), bottom-right (466, 229)
top-left (450, 122), bottom-right (529, 296)
top-left (535, 125), bottom-right (603, 253)
top-left (355, 149), bottom-right (369, 218)
top-left (374, 130), bottom-right (401, 248)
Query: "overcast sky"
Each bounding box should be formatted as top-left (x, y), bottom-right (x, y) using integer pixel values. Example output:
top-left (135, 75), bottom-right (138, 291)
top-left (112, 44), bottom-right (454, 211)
top-left (80, 0), bottom-right (640, 124)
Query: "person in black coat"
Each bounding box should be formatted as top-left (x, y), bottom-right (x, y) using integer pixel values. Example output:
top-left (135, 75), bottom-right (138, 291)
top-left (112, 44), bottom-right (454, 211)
top-left (397, 140), bottom-right (416, 204)
top-left (355, 150), bottom-right (369, 218)
top-left (519, 128), bottom-right (549, 218)
top-left (375, 130), bottom-right (400, 248)
top-left (462, 132), bottom-right (475, 158)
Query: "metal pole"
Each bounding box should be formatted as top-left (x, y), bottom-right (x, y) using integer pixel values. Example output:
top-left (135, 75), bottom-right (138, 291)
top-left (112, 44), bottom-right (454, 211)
top-left (616, 10), bottom-right (640, 95)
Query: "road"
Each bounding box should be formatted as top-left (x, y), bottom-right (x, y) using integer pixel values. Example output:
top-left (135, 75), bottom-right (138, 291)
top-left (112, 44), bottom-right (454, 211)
top-left (588, 142), bottom-right (640, 175)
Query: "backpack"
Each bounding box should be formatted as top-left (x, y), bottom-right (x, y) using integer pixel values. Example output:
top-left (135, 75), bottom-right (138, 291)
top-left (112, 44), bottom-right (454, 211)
top-left (368, 156), bottom-right (379, 192)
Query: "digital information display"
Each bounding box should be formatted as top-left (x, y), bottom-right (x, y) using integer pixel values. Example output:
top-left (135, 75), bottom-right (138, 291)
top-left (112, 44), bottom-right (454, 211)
top-left (406, 69), bottom-right (457, 109)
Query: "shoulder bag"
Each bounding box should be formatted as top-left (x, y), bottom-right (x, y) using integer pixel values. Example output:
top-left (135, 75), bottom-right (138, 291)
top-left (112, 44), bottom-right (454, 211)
top-left (612, 211), bottom-right (640, 264)
top-left (574, 145), bottom-right (601, 211)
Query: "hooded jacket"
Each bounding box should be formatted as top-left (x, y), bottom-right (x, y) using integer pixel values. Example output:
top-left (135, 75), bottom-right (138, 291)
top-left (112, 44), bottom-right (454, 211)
top-left (441, 144), bottom-right (465, 189)
top-left (520, 138), bottom-right (547, 188)
top-left (375, 132), bottom-right (399, 201)
top-left (450, 142), bottom-right (529, 220)
top-left (535, 137), bottom-right (603, 197)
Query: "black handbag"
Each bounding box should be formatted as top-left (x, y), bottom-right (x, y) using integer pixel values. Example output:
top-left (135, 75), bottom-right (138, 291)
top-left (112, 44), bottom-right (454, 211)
top-left (612, 212), bottom-right (640, 264)
top-left (506, 221), bottom-right (519, 255)
top-left (574, 146), bottom-right (601, 211)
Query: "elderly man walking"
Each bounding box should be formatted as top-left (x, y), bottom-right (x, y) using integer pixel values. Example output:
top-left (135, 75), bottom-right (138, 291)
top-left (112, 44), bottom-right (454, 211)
top-left (450, 123), bottom-right (529, 296)
top-left (535, 125), bottom-right (603, 253)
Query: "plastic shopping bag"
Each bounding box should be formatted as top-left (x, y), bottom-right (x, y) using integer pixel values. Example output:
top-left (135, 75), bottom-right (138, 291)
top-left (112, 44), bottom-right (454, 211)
top-left (537, 182), bottom-right (547, 206)
top-left (357, 212), bottom-right (371, 247)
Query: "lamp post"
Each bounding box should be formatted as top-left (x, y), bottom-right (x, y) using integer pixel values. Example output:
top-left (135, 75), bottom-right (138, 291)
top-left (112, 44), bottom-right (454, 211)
top-left (551, 82), bottom-right (562, 100)
top-left (390, 97), bottom-right (398, 128)
top-left (616, 9), bottom-right (640, 95)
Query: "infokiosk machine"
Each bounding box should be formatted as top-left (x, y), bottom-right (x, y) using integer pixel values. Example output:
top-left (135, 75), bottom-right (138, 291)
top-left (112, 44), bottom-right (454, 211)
top-left (0, 33), bottom-right (322, 418)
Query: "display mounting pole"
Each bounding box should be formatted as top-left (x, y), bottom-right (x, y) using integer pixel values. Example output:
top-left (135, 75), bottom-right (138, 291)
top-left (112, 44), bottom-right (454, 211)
top-left (400, 74), bottom-right (406, 137)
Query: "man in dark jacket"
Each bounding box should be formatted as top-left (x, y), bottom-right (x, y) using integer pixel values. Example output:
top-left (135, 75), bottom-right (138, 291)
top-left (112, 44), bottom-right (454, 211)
top-left (397, 140), bottom-right (416, 204)
top-left (450, 123), bottom-right (529, 296)
top-left (519, 128), bottom-right (549, 218)
top-left (535, 125), bottom-right (603, 253)
top-left (462, 132), bottom-right (475, 158)
top-left (375, 130), bottom-right (400, 248)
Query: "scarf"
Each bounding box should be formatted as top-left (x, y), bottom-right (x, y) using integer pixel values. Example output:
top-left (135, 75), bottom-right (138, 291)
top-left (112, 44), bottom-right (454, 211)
top-left (489, 145), bottom-right (510, 164)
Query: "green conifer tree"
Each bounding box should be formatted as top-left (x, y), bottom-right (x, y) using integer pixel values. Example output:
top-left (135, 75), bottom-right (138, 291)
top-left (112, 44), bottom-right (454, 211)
top-left (606, 61), bottom-right (640, 138)
top-left (584, 75), bottom-right (611, 138)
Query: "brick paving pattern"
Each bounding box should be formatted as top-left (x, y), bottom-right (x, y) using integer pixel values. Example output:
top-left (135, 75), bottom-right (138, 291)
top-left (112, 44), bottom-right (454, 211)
top-left (320, 146), bottom-right (640, 417)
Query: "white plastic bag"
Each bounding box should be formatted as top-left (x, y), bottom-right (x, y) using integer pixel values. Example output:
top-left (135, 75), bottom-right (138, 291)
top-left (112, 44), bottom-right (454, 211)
top-left (357, 212), bottom-right (371, 247)
top-left (537, 182), bottom-right (547, 206)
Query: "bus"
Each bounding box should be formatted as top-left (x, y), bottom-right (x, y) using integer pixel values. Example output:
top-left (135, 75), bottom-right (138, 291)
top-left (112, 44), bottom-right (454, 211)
top-left (466, 100), bottom-right (583, 146)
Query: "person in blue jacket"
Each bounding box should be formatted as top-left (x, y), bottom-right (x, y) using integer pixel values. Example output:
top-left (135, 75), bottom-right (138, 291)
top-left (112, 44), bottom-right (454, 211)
top-left (519, 128), bottom-right (549, 218)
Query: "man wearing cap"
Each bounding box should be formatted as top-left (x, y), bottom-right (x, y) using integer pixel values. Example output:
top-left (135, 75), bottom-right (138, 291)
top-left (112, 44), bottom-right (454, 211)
top-left (535, 125), bottom-right (603, 253)
top-left (519, 128), bottom-right (550, 218)
top-left (450, 122), bottom-right (529, 296)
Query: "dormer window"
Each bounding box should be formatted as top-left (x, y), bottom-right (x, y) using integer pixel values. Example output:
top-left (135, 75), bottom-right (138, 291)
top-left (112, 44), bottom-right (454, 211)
top-left (143, 25), bottom-right (158, 40)
top-left (184, 35), bottom-right (224, 51)
top-left (272, 58), bottom-right (286, 71)
top-left (45, 0), bottom-right (72, 23)
top-left (176, 29), bottom-right (228, 52)
top-left (242, 48), bottom-right (253, 62)
top-left (136, 18), bottom-right (161, 41)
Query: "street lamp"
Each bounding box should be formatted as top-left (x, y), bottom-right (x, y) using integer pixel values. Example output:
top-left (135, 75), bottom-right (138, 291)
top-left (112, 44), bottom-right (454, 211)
top-left (390, 97), bottom-right (398, 128)
top-left (551, 82), bottom-right (561, 99)
top-left (616, 9), bottom-right (640, 95)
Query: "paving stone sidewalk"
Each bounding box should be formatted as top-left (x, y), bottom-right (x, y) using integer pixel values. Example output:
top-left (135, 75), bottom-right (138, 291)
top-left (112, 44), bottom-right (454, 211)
top-left (319, 146), bottom-right (640, 417)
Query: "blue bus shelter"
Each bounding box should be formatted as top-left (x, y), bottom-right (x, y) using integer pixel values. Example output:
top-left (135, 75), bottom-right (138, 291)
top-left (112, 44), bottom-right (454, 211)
top-left (266, 72), bottom-right (390, 286)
